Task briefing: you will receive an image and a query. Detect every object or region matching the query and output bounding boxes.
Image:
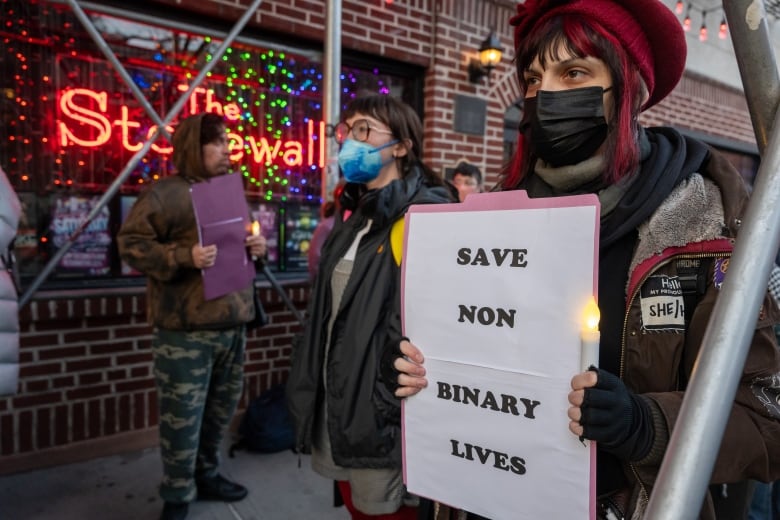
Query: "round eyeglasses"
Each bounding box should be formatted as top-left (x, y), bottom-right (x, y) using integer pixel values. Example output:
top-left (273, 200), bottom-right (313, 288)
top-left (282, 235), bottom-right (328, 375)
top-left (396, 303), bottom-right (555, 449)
top-left (334, 119), bottom-right (394, 144)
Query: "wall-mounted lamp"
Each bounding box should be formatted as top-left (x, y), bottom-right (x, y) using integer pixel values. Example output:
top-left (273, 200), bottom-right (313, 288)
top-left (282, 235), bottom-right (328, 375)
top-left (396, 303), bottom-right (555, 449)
top-left (468, 30), bottom-right (504, 84)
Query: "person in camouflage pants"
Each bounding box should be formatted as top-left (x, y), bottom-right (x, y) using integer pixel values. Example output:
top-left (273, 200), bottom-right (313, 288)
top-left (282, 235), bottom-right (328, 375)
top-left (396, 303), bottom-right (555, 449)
top-left (118, 113), bottom-right (267, 520)
top-left (153, 327), bottom-right (245, 502)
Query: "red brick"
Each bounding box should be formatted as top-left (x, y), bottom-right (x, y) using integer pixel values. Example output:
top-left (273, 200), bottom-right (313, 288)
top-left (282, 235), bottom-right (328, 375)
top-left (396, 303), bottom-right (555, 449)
top-left (13, 392), bottom-right (62, 408)
top-left (88, 400), bottom-right (101, 438)
top-left (25, 379), bottom-right (50, 392)
top-left (116, 353), bottom-right (153, 365)
top-left (72, 402), bottom-right (86, 442)
top-left (118, 395), bottom-right (131, 432)
top-left (52, 375), bottom-right (75, 388)
top-left (149, 392), bottom-right (159, 426)
top-left (18, 411), bottom-right (33, 452)
top-left (38, 345), bottom-right (87, 360)
top-left (65, 357), bottom-right (112, 372)
top-left (37, 408), bottom-right (51, 450)
top-left (134, 393), bottom-right (147, 430)
top-left (105, 397), bottom-right (117, 436)
top-left (0, 414), bottom-right (13, 455)
top-left (115, 379), bottom-right (156, 393)
top-left (54, 405), bottom-right (69, 446)
top-left (130, 366), bottom-right (150, 378)
top-left (66, 385), bottom-right (112, 400)
top-left (114, 326), bottom-right (154, 339)
top-left (62, 329), bottom-right (110, 343)
top-left (79, 372), bottom-right (104, 385)
top-left (19, 362), bottom-right (61, 377)
top-left (20, 333), bottom-right (61, 347)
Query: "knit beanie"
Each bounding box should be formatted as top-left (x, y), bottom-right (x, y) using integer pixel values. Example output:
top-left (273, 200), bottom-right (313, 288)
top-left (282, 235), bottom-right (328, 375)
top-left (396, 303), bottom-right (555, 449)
top-left (510, 0), bottom-right (686, 109)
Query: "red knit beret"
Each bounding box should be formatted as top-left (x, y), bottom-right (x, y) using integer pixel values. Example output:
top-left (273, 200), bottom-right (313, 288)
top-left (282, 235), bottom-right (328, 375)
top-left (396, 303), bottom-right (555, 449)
top-left (510, 0), bottom-right (686, 109)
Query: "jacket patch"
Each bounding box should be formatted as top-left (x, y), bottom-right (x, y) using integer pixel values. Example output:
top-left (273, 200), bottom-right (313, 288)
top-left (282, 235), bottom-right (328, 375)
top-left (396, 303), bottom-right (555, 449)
top-left (640, 275), bottom-right (685, 331)
top-left (751, 374), bottom-right (780, 419)
top-left (713, 257), bottom-right (729, 289)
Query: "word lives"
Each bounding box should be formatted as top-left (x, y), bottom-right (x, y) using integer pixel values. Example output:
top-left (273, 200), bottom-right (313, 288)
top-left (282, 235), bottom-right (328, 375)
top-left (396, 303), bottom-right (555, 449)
top-left (438, 381), bottom-right (540, 476)
top-left (455, 247), bottom-right (529, 329)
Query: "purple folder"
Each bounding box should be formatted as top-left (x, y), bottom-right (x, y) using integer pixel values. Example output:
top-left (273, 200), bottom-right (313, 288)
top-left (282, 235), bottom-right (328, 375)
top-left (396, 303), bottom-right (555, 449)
top-left (190, 174), bottom-right (256, 301)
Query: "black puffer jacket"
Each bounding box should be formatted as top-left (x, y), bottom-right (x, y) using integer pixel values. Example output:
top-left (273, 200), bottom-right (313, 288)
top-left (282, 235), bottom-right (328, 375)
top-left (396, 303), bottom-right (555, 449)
top-left (287, 167), bottom-right (453, 469)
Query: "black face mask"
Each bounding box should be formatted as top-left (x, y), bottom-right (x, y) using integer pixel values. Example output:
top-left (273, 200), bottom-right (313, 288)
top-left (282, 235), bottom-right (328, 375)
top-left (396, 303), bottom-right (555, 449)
top-left (522, 86), bottom-right (611, 167)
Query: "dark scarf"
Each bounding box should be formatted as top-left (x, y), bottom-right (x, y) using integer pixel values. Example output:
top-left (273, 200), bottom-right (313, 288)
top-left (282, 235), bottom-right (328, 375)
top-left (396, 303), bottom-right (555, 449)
top-left (518, 127), bottom-right (711, 496)
top-left (600, 128), bottom-right (710, 497)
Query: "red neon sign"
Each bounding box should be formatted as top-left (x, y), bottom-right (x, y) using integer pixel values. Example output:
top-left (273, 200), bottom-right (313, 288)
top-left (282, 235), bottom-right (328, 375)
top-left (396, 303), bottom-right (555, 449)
top-left (57, 87), bottom-right (326, 169)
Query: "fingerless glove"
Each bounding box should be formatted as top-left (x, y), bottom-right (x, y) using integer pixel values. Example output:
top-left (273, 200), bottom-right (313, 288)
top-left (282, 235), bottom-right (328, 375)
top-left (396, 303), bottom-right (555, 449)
top-left (580, 368), bottom-right (655, 462)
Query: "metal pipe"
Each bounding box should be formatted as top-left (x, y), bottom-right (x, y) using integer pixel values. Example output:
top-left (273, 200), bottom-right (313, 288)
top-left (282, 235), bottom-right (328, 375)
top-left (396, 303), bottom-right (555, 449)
top-left (65, 0), bottom-right (171, 141)
top-left (722, 0), bottom-right (780, 155)
top-left (261, 266), bottom-right (305, 325)
top-left (322, 0), bottom-right (342, 202)
top-left (20, 0), bottom-right (264, 307)
top-left (644, 1), bottom-right (780, 517)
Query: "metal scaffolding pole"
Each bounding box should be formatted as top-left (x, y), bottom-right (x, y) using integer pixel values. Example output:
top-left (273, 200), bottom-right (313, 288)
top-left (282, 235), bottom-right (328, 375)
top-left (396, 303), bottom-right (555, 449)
top-left (19, 0), bottom-right (265, 307)
top-left (64, 0), bottom-right (172, 141)
top-left (322, 0), bottom-right (342, 202)
top-left (644, 1), bottom-right (780, 518)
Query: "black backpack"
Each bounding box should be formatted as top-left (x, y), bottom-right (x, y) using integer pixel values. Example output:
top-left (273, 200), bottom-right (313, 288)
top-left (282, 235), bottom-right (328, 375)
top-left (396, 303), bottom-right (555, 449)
top-left (229, 384), bottom-right (295, 456)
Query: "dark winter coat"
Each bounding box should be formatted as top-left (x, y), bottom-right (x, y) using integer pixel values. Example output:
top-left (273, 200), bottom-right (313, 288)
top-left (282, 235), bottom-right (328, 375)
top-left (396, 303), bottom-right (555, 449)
top-left (117, 115), bottom-right (254, 330)
top-left (286, 167), bottom-right (454, 469)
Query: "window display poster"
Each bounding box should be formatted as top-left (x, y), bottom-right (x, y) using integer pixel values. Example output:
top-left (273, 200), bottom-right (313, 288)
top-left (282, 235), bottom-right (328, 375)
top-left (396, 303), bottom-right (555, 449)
top-left (49, 194), bottom-right (111, 276)
top-left (14, 192), bottom-right (45, 277)
top-left (119, 195), bottom-right (141, 276)
top-left (282, 203), bottom-right (319, 271)
top-left (250, 201), bottom-right (280, 266)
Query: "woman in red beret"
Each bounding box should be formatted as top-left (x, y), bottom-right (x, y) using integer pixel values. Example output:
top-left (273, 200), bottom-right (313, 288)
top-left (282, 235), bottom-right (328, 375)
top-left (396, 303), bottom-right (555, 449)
top-left (385, 1), bottom-right (780, 519)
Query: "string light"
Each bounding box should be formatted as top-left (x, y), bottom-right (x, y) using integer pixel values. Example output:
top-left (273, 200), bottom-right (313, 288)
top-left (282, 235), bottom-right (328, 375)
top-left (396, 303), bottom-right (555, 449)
top-left (699, 10), bottom-right (708, 41)
top-left (677, 3), bottom-right (729, 41)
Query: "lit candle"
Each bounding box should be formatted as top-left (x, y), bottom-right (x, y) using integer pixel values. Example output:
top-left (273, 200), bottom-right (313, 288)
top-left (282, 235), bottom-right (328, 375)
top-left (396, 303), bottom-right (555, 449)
top-left (251, 220), bottom-right (261, 261)
top-left (581, 297), bottom-right (600, 372)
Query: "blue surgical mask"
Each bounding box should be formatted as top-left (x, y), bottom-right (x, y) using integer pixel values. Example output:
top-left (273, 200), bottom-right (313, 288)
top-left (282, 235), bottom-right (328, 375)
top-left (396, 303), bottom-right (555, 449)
top-left (337, 138), bottom-right (398, 184)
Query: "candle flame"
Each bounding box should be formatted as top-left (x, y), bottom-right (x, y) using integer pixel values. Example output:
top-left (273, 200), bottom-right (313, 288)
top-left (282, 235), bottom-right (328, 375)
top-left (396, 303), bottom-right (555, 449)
top-left (251, 220), bottom-right (261, 236)
top-left (583, 297), bottom-right (600, 332)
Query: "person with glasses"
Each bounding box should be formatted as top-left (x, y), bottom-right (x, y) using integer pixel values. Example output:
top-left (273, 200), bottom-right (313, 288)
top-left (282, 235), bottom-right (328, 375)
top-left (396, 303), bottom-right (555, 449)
top-left (384, 1), bottom-right (780, 519)
top-left (287, 94), bottom-right (455, 520)
top-left (450, 161), bottom-right (484, 202)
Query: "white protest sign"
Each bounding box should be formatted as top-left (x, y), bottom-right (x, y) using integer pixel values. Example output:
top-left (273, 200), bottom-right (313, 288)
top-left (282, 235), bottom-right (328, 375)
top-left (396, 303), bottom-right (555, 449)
top-left (401, 190), bottom-right (599, 520)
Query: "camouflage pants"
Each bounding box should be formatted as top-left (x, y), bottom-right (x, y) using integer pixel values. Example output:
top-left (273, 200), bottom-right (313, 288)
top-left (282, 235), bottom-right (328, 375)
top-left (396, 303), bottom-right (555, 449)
top-left (152, 326), bottom-right (245, 503)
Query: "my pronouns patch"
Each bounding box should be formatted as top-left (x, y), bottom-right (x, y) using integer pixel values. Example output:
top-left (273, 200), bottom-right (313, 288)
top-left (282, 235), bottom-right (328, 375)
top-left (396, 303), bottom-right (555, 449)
top-left (640, 275), bottom-right (685, 331)
top-left (713, 257), bottom-right (729, 289)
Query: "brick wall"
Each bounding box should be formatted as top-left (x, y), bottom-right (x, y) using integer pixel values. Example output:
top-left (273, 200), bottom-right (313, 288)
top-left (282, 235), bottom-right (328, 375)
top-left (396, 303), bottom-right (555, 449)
top-left (0, 282), bottom-right (307, 474)
top-left (0, 0), bottom-right (758, 473)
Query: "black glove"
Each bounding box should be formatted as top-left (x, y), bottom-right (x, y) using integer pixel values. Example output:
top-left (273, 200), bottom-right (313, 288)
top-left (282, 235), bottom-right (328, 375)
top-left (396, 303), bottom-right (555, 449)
top-left (378, 338), bottom-right (405, 396)
top-left (580, 368), bottom-right (655, 462)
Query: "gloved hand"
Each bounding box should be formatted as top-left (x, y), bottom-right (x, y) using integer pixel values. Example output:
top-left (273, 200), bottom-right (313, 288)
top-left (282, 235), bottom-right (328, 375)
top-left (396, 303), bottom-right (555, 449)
top-left (580, 368), bottom-right (655, 462)
top-left (379, 338), bottom-right (404, 395)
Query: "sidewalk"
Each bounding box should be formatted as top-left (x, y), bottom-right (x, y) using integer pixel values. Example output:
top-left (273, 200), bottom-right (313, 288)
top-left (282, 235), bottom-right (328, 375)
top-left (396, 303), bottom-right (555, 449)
top-left (0, 444), bottom-right (349, 520)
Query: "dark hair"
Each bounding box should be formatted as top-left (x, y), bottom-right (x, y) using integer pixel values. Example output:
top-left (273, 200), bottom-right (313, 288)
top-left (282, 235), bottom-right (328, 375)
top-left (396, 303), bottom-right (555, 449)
top-left (172, 113), bottom-right (227, 180)
top-left (453, 161), bottom-right (482, 184)
top-left (504, 15), bottom-right (644, 188)
top-left (200, 113), bottom-right (227, 145)
top-left (340, 95), bottom-right (444, 187)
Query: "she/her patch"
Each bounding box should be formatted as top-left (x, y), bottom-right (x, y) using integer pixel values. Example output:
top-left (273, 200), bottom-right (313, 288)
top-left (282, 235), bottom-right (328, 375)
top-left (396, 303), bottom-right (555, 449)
top-left (640, 275), bottom-right (685, 331)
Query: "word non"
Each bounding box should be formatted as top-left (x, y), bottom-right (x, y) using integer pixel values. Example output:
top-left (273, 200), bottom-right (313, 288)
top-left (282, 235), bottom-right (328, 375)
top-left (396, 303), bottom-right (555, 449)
top-left (450, 439), bottom-right (527, 475)
top-left (457, 305), bottom-right (516, 328)
top-left (437, 382), bottom-right (541, 419)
